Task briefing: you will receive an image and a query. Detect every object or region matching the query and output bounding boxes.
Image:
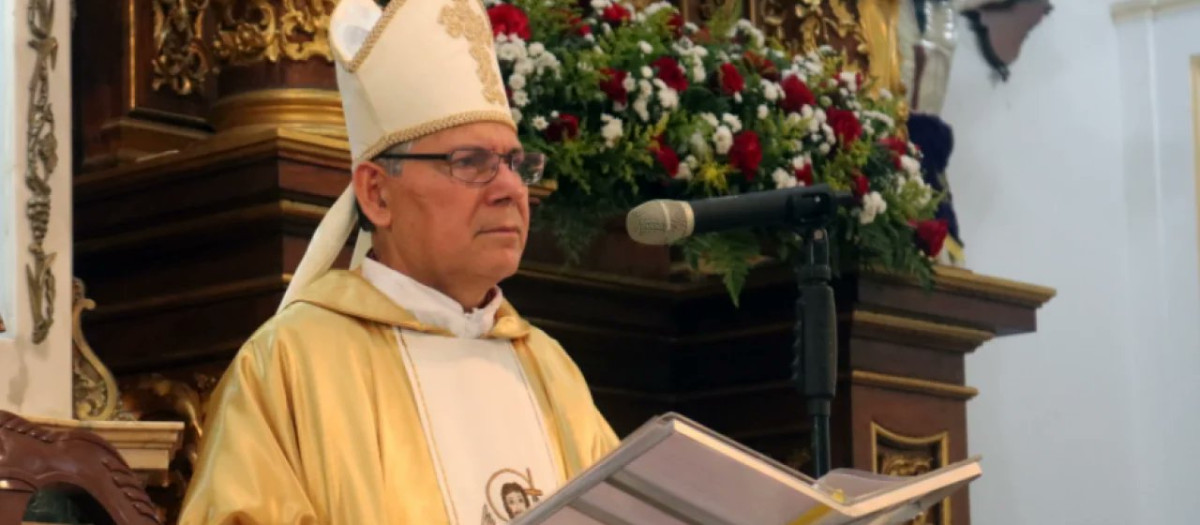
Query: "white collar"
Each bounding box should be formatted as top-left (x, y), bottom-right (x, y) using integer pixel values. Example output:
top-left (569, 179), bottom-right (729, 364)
top-left (360, 258), bottom-right (502, 339)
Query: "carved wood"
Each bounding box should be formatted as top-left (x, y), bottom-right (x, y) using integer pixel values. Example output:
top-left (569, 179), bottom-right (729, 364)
top-left (0, 410), bottom-right (162, 525)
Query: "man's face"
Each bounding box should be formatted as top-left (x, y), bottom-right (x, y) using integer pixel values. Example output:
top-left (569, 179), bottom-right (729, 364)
top-left (374, 122), bottom-right (530, 302)
top-left (504, 491), bottom-right (528, 515)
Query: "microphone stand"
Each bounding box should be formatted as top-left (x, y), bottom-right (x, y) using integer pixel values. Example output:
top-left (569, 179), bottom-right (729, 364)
top-left (787, 191), bottom-right (841, 479)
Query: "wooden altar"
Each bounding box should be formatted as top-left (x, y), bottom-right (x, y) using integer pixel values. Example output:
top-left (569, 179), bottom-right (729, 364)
top-left (68, 0), bottom-right (1055, 523)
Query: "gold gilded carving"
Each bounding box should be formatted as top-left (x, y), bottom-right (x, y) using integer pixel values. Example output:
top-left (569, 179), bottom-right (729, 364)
top-left (439, 0), bottom-right (506, 105)
top-left (212, 0), bottom-right (333, 67)
top-left (152, 0), bottom-right (211, 96)
top-left (279, 0), bottom-right (336, 61)
top-left (72, 279), bottom-right (122, 421)
top-left (122, 373), bottom-right (211, 523)
top-left (698, 0), bottom-right (734, 21)
top-left (871, 423), bottom-right (951, 524)
top-left (25, 0), bottom-right (58, 344)
top-left (794, 0), bottom-right (865, 64)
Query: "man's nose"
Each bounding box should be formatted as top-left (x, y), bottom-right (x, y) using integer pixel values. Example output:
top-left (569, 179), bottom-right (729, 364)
top-left (486, 162), bottom-right (528, 205)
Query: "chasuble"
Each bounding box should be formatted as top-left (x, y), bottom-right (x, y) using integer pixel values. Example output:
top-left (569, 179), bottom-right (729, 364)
top-left (177, 267), bottom-right (619, 524)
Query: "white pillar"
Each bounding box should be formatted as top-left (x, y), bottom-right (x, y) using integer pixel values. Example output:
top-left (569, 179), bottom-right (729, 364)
top-left (0, 0), bottom-right (74, 418)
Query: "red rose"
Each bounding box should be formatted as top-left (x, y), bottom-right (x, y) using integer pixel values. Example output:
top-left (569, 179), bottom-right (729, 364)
top-left (913, 219), bottom-right (949, 257)
top-left (852, 173), bottom-right (869, 199)
top-left (599, 68), bottom-right (628, 105)
top-left (780, 75), bottom-right (815, 113)
top-left (743, 51), bottom-right (779, 81)
top-left (827, 109), bottom-right (863, 149)
top-left (651, 135), bottom-right (680, 177)
top-left (602, 3), bottom-right (631, 25)
top-left (652, 56), bottom-right (688, 92)
top-left (795, 164), bottom-right (813, 186)
top-left (545, 114), bottom-right (580, 142)
top-left (728, 131), bottom-right (762, 179)
top-left (718, 63), bottom-right (744, 95)
top-left (668, 12), bottom-right (685, 38)
top-left (487, 4), bottom-right (531, 40)
top-left (566, 14), bottom-right (592, 36)
top-left (879, 137), bottom-right (908, 169)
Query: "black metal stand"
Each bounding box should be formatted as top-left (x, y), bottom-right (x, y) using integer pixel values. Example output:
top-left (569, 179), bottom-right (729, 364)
top-left (787, 192), bottom-right (841, 479)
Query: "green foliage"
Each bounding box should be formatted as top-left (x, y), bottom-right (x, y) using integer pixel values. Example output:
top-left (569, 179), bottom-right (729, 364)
top-left (485, 0), bottom-right (946, 304)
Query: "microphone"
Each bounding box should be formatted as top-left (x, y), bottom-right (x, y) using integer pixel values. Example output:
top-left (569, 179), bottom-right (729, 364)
top-left (625, 184), bottom-right (852, 245)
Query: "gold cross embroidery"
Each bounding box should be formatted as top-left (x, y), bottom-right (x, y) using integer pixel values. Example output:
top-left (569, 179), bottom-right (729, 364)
top-left (439, 0), bottom-right (506, 105)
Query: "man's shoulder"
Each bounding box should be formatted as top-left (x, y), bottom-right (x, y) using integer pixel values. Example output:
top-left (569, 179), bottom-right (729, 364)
top-left (239, 301), bottom-right (379, 363)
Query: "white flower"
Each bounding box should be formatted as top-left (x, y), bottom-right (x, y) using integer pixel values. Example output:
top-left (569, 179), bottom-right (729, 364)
top-left (862, 110), bottom-right (895, 129)
top-left (863, 124), bottom-right (874, 136)
top-left (551, 110), bottom-right (560, 118)
top-left (532, 116), bottom-right (549, 131)
top-left (641, 66), bottom-right (653, 78)
top-left (536, 53), bottom-right (562, 75)
top-left (813, 107), bottom-right (825, 122)
top-left (772, 168), bottom-right (798, 189)
top-left (658, 88), bottom-right (679, 110)
top-left (511, 108), bottom-right (523, 124)
top-left (700, 113), bottom-right (719, 128)
top-left (639, 79), bottom-right (654, 96)
top-left (638, 41), bottom-right (653, 54)
top-left (644, 1), bottom-right (672, 15)
top-left (762, 82), bottom-right (781, 102)
top-left (807, 119), bottom-right (820, 134)
top-left (791, 155), bottom-right (810, 170)
top-left (688, 135), bottom-right (709, 157)
top-left (578, 61), bottom-right (593, 71)
top-left (600, 114), bottom-right (624, 147)
top-left (717, 51), bottom-right (731, 62)
top-left (508, 73), bottom-right (527, 91)
top-left (786, 113), bottom-right (803, 125)
top-left (676, 163), bottom-right (693, 180)
top-left (734, 92), bottom-right (743, 104)
top-left (802, 105), bottom-right (815, 119)
top-left (684, 22), bottom-right (698, 33)
top-left (819, 95), bottom-right (832, 107)
top-left (495, 33), bottom-right (509, 43)
top-left (714, 126), bottom-right (734, 155)
top-left (722, 113), bottom-right (742, 132)
top-left (818, 143), bottom-right (831, 155)
top-left (691, 66), bottom-right (706, 83)
top-left (901, 155), bottom-right (922, 176)
top-left (622, 76), bottom-right (636, 93)
top-left (584, 33), bottom-right (596, 42)
top-left (838, 71), bottom-right (858, 92)
top-left (514, 59), bottom-right (535, 76)
top-left (512, 90), bottom-right (530, 107)
top-left (879, 88), bottom-right (894, 100)
top-left (633, 97), bottom-right (650, 121)
top-left (757, 105), bottom-right (769, 119)
top-left (685, 155), bottom-right (699, 169)
top-left (497, 43), bottom-right (519, 61)
top-left (528, 43), bottom-right (545, 56)
top-left (590, 0), bottom-right (609, 9)
top-left (859, 191), bottom-right (887, 224)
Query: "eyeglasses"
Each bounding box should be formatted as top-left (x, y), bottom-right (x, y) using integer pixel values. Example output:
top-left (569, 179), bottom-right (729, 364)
top-left (377, 148), bottom-right (546, 186)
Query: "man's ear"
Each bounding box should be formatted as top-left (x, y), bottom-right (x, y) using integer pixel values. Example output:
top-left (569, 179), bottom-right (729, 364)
top-left (352, 161), bottom-right (392, 230)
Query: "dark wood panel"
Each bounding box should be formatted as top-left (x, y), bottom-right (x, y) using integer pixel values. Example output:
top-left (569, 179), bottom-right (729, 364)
top-left (847, 338), bottom-right (965, 384)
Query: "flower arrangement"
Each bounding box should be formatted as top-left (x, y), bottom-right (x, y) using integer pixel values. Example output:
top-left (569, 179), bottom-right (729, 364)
top-left (484, 0), bottom-right (949, 302)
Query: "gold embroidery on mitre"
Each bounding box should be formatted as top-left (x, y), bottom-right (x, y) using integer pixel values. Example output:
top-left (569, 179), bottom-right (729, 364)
top-left (439, 0), bottom-right (506, 105)
top-left (346, 0), bottom-right (413, 72)
top-left (356, 109), bottom-right (516, 163)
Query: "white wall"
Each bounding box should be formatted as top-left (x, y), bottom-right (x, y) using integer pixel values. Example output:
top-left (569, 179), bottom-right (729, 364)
top-left (0, 0), bottom-right (17, 339)
top-left (0, 0), bottom-right (74, 419)
top-left (945, 0), bottom-right (1200, 523)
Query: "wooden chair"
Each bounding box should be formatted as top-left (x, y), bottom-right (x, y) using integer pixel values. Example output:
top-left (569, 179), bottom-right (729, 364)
top-left (0, 410), bottom-right (161, 525)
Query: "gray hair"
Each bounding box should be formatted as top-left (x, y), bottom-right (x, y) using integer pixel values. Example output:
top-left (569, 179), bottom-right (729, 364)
top-left (356, 140), bottom-right (414, 232)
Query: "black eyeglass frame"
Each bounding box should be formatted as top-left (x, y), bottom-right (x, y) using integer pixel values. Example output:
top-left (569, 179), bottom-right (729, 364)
top-left (376, 147), bottom-right (546, 186)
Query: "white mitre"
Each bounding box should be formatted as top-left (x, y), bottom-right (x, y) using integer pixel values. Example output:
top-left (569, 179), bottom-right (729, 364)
top-left (279, 0), bottom-right (515, 312)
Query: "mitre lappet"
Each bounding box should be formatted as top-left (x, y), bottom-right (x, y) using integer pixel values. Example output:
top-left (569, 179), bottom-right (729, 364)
top-left (280, 0), bottom-right (517, 310)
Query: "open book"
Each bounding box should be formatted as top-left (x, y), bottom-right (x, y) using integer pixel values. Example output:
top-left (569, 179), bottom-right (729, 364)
top-left (513, 413), bottom-right (980, 525)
